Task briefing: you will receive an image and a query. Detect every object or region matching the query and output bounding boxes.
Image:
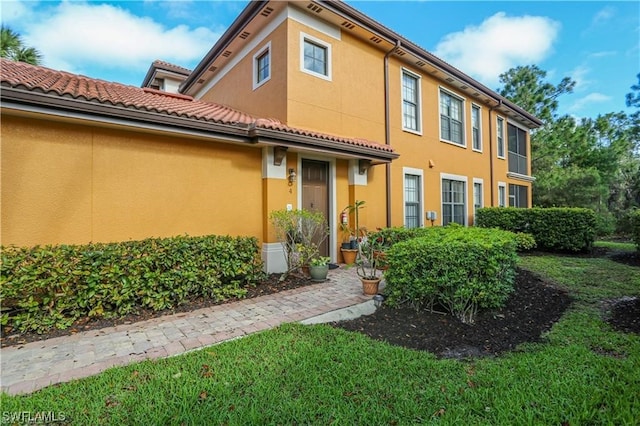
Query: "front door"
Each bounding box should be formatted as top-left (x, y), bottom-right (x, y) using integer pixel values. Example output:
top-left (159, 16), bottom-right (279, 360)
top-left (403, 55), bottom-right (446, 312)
top-left (301, 160), bottom-right (329, 257)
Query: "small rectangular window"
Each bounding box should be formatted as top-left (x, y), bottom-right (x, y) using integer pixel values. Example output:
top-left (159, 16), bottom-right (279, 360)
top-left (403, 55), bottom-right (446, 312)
top-left (404, 174), bottom-right (421, 228)
top-left (472, 105), bottom-right (481, 151)
top-left (402, 70), bottom-right (420, 132)
top-left (253, 42), bottom-right (271, 90)
top-left (498, 182), bottom-right (506, 207)
top-left (473, 181), bottom-right (483, 222)
top-left (440, 90), bottom-right (464, 145)
top-left (509, 184), bottom-right (528, 208)
top-left (300, 33), bottom-right (331, 81)
top-left (497, 117), bottom-right (505, 158)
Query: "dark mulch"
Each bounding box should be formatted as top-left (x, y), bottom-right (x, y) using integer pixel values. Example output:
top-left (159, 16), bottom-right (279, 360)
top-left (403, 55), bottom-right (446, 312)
top-left (3, 246), bottom-right (638, 358)
top-left (332, 268), bottom-right (573, 359)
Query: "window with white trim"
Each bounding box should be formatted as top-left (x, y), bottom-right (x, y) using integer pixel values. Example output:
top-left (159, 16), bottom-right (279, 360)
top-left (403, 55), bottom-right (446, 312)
top-left (301, 33), bottom-right (331, 80)
top-left (473, 180), bottom-right (483, 222)
top-left (253, 42), bottom-right (271, 90)
top-left (509, 184), bottom-right (528, 208)
top-left (442, 177), bottom-right (466, 225)
top-left (404, 174), bottom-right (422, 228)
top-left (402, 70), bottom-right (421, 132)
top-left (472, 104), bottom-right (482, 151)
top-left (497, 117), bottom-right (505, 159)
top-left (440, 90), bottom-right (464, 145)
top-left (498, 182), bottom-right (506, 207)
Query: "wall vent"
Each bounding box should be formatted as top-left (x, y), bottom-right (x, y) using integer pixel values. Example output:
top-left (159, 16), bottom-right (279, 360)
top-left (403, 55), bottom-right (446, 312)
top-left (460, 85), bottom-right (468, 90)
top-left (197, 79), bottom-right (205, 84)
top-left (341, 21), bottom-right (355, 30)
top-left (307, 3), bottom-right (323, 13)
top-left (239, 31), bottom-right (251, 40)
top-left (260, 7), bottom-right (274, 17)
top-left (369, 36), bottom-right (382, 44)
top-left (446, 77), bottom-right (454, 82)
top-left (208, 66), bottom-right (218, 73)
top-left (222, 50), bottom-right (232, 57)
top-left (415, 60), bottom-right (426, 67)
top-left (474, 92), bottom-right (480, 96)
top-left (395, 48), bottom-right (406, 56)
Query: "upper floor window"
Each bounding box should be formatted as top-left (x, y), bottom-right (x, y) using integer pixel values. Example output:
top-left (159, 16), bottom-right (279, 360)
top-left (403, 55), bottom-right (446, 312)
top-left (471, 104), bottom-right (482, 151)
top-left (508, 123), bottom-right (528, 175)
top-left (402, 70), bottom-right (421, 133)
top-left (497, 117), bottom-right (505, 159)
top-left (253, 42), bottom-right (271, 90)
top-left (300, 33), bottom-right (331, 80)
top-left (440, 90), bottom-right (464, 146)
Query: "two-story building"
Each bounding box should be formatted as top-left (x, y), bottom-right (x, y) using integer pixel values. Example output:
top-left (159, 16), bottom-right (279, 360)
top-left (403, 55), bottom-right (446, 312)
top-left (0, 0), bottom-right (541, 272)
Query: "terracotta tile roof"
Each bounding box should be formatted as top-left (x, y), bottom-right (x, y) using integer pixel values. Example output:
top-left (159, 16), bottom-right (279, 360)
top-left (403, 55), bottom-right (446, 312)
top-left (0, 59), bottom-right (395, 156)
top-left (150, 60), bottom-right (191, 76)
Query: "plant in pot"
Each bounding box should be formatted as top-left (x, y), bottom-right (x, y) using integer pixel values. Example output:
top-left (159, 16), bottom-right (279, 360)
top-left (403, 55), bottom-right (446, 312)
top-left (309, 256), bottom-right (331, 282)
top-left (356, 233), bottom-right (385, 295)
top-left (340, 200), bottom-right (365, 265)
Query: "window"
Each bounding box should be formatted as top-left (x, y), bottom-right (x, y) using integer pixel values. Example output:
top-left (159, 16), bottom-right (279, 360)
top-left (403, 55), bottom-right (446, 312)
top-left (442, 177), bottom-right (466, 226)
top-left (473, 180), bottom-right (483, 222)
top-left (404, 174), bottom-right (422, 228)
top-left (497, 117), bottom-right (505, 158)
top-left (508, 123), bottom-right (528, 175)
top-left (402, 70), bottom-right (421, 132)
top-left (253, 42), bottom-right (271, 89)
top-left (301, 33), bottom-right (331, 80)
top-left (472, 104), bottom-right (481, 151)
top-left (498, 182), bottom-right (506, 207)
top-left (440, 90), bottom-right (464, 145)
top-left (509, 184), bottom-right (528, 208)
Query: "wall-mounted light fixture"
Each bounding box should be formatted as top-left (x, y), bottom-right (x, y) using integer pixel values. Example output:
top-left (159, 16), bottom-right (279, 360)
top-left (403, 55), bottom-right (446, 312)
top-left (288, 168), bottom-right (297, 186)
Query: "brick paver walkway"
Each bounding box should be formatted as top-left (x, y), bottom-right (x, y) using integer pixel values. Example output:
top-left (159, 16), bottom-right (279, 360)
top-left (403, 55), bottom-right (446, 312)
top-left (1, 267), bottom-right (371, 395)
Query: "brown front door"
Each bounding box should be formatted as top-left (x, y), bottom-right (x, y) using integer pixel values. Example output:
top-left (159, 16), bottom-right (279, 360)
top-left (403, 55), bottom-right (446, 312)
top-left (301, 160), bottom-right (329, 257)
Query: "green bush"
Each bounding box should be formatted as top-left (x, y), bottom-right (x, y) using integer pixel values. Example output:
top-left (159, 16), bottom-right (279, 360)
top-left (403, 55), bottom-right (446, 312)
top-left (384, 227), bottom-right (518, 324)
top-left (514, 232), bottom-right (537, 252)
top-left (1, 235), bottom-right (265, 334)
top-left (476, 207), bottom-right (596, 252)
top-left (631, 209), bottom-right (640, 252)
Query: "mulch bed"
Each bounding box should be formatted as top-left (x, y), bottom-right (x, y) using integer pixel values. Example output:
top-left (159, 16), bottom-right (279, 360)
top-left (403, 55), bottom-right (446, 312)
top-left (2, 247), bottom-right (638, 358)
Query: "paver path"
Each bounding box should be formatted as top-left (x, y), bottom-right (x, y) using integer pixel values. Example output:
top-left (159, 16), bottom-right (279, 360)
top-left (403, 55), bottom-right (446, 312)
top-left (1, 267), bottom-right (370, 395)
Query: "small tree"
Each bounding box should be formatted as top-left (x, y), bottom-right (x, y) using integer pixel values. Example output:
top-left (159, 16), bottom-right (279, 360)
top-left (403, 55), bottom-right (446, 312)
top-left (270, 209), bottom-right (328, 281)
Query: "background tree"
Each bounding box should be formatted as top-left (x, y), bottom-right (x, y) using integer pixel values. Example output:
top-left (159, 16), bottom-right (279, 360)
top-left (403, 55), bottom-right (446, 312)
top-left (498, 65), bottom-right (639, 235)
top-left (1, 26), bottom-right (42, 65)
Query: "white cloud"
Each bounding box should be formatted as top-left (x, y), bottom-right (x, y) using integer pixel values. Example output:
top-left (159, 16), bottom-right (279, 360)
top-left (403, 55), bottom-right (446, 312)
top-left (0, 0), bottom-right (32, 24)
top-left (569, 65), bottom-right (592, 91)
top-left (433, 12), bottom-right (560, 86)
top-left (592, 7), bottom-right (615, 25)
top-left (21, 2), bottom-right (220, 77)
top-left (568, 93), bottom-right (611, 113)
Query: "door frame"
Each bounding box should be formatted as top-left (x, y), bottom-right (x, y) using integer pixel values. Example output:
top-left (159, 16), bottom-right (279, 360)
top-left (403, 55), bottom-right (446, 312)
top-left (296, 155), bottom-right (336, 263)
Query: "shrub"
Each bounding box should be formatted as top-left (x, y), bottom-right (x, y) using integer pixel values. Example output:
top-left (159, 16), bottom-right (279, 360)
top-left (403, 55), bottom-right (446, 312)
top-left (0, 235), bottom-right (264, 334)
top-left (476, 207), bottom-right (596, 252)
top-left (384, 227), bottom-right (518, 324)
top-left (514, 232), bottom-right (537, 252)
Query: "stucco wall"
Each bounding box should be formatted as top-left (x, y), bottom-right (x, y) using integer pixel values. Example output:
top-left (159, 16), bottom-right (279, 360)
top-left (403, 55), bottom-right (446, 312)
top-left (1, 115), bottom-right (263, 247)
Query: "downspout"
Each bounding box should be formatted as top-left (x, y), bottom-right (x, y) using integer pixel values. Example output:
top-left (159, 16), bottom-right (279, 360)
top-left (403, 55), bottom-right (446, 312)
top-left (488, 99), bottom-right (502, 206)
top-left (384, 40), bottom-right (400, 228)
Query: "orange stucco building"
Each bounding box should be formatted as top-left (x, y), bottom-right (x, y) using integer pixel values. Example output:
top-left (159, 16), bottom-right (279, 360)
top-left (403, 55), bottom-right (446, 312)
top-left (0, 0), bottom-right (541, 272)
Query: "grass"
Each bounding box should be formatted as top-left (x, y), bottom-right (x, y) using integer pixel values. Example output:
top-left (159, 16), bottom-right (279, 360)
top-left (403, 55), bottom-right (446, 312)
top-left (2, 250), bottom-right (639, 424)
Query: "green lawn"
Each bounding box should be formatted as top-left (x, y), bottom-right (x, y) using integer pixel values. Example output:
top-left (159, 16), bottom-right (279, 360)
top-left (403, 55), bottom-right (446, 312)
top-left (2, 249), bottom-right (639, 425)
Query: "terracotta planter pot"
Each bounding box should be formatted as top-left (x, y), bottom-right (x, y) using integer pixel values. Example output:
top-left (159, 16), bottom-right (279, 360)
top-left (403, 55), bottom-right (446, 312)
top-left (360, 277), bottom-right (381, 295)
top-left (341, 248), bottom-right (358, 265)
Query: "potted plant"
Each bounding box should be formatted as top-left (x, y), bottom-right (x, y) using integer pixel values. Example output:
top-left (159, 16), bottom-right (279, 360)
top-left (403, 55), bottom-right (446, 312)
top-left (356, 233), bottom-right (385, 295)
top-left (340, 200), bottom-right (366, 264)
top-left (309, 256), bottom-right (331, 282)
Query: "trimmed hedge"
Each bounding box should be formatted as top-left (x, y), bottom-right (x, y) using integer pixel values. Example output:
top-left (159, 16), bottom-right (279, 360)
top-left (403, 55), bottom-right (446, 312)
top-left (383, 227), bottom-right (518, 324)
top-left (631, 209), bottom-right (640, 252)
top-left (1, 235), bottom-right (265, 334)
top-left (476, 207), bottom-right (596, 252)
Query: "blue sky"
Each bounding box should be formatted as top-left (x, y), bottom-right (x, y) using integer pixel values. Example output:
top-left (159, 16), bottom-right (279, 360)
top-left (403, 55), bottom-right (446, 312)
top-left (2, 0), bottom-right (638, 119)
